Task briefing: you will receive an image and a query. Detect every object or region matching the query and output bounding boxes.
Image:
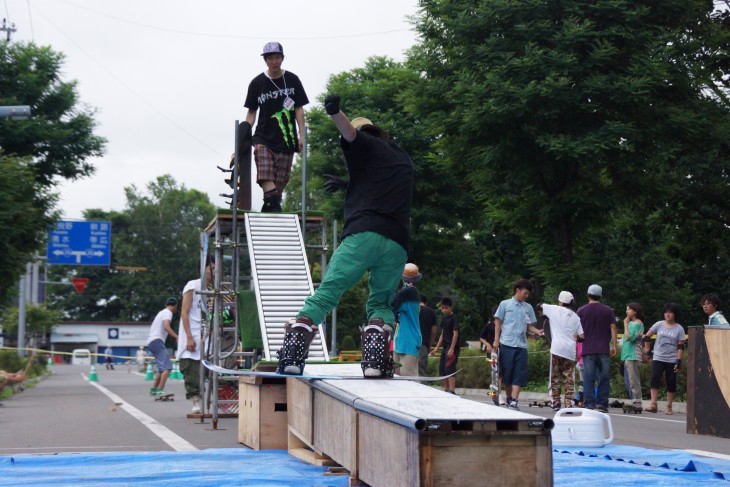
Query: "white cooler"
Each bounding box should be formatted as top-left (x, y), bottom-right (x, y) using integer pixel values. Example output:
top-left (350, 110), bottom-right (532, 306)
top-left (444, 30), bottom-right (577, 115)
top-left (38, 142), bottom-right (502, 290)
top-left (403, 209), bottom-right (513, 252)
top-left (551, 408), bottom-right (613, 447)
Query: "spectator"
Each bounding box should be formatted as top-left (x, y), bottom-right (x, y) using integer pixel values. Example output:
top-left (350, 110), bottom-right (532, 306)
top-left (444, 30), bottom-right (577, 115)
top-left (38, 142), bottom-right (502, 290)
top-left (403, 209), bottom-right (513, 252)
top-left (104, 345), bottom-right (115, 371)
top-left (245, 41), bottom-right (309, 212)
top-left (135, 346), bottom-right (147, 373)
top-left (643, 303), bottom-right (685, 415)
top-left (430, 297), bottom-right (461, 394)
top-left (622, 302), bottom-right (645, 410)
top-left (418, 294), bottom-right (437, 377)
top-left (539, 291), bottom-right (584, 410)
top-left (493, 279), bottom-right (544, 410)
top-left (576, 284), bottom-right (618, 413)
top-left (178, 258), bottom-right (214, 414)
top-left (479, 306), bottom-right (498, 354)
top-left (392, 263), bottom-right (423, 377)
top-left (701, 294), bottom-right (730, 327)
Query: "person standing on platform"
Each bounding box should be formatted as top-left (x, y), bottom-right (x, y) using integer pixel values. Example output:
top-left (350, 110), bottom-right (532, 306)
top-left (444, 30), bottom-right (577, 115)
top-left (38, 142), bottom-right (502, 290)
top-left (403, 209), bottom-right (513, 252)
top-left (275, 95), bottom-right (413, 379)
top-left (493, 279), bottom-right (543, 410)
top-left (392, 263), bottom-right (423, 377)
top-left (701, 294), bottom-right (730, 327)
top-left (418, 294), bottom-right (437, 377)
top-left (245, 41), bottom-right (309, 212)
top-left (576, 284), bottom-right (618, 413)
top-left (178, 259), bottom-right (214, 414)
top-left (539, 291), bottom-right (584, 410)
top-left (146, 297), bottom-right (179, 397)
top-left (429, 297), bottom-right (461, 394)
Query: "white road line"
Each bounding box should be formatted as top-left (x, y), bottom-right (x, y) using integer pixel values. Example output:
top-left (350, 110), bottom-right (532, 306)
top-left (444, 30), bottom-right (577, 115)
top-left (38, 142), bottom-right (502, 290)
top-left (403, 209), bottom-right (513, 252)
top-left (607, 412), bottom-right (684, 424)
top-left (684, 449), bottom-right (730, 461)
top-left (82, 373), bottom-right (197, 452)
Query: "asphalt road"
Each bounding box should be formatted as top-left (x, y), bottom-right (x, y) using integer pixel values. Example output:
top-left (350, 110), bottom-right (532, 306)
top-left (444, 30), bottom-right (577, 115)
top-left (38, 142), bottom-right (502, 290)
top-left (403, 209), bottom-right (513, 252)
top-left (1, 364), bottom-right (729, 460)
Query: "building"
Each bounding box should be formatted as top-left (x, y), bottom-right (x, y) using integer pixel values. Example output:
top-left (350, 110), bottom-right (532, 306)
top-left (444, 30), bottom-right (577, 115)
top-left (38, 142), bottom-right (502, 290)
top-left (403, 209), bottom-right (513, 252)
top-left (50, 321), bottom-right (155, 364)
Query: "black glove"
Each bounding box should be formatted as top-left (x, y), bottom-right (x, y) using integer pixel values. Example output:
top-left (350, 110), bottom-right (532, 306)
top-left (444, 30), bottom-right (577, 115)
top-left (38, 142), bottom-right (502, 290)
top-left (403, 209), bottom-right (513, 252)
top-left (324, 95), bottom-right (341, 115)
top-left (323, 174), bottom-right (348, 193)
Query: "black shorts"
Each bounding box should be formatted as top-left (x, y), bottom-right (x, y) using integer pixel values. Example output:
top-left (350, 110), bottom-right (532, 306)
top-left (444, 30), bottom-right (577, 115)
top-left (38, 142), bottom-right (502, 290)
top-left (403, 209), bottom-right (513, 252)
top-left (438, 347), bottom-right (460, 376)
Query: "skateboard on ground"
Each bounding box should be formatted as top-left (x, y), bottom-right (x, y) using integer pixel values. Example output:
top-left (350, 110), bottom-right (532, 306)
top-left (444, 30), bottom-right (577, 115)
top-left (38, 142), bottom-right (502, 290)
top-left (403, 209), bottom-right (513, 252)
top-left (487, 349), bottom-right (500, 406)
top-left (202, 360), bottom-right (460, 382)
top-left (154, 393), bottom-right (174, 402)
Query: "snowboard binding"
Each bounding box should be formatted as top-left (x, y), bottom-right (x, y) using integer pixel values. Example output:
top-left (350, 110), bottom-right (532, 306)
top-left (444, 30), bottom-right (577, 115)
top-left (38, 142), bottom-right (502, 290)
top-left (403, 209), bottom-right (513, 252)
top-left (360, 318), bottom-right (395, 378)
top-left (276, 316), bottom-right (317, 375)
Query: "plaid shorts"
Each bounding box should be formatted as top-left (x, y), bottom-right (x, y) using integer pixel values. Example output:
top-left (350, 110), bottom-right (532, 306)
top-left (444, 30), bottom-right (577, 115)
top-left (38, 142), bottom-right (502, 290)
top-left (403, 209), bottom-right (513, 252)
top-left (253, 144), bottom-right (294, 193)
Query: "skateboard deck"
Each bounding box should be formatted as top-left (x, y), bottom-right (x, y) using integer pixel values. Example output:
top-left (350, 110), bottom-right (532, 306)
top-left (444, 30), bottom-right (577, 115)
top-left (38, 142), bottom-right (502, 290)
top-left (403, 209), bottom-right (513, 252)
top-left (488, 349), bottom-right (500, 406)
top-left (154, 393), bottom-right (174, 402)
top-left (202, 360), bottom-right (460, 382)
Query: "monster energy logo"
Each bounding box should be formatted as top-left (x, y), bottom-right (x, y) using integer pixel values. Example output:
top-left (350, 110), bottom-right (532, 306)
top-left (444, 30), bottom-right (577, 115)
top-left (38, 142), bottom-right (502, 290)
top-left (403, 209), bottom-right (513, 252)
top-left (271, 109), bottom-right (295, 149)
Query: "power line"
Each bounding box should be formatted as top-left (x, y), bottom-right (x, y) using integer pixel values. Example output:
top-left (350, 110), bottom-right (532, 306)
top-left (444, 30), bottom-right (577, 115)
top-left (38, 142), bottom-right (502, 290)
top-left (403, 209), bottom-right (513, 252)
top-left (57, 0), bottom-right (411, 41)
top-left (27, 2), bottom-right (225, 158)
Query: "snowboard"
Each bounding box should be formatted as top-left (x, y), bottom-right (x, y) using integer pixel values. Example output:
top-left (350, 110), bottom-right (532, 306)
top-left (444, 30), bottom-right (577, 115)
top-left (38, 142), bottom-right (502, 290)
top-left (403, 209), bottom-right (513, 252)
top-left (202, 360), bottom-right (460, 382)
top-left (487, 349), bottom-right (500, 406)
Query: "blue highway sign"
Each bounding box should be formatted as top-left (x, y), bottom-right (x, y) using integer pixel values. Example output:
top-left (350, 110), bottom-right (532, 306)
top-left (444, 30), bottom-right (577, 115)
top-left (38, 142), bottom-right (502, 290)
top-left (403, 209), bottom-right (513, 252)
top-left (47, 221), bottom-right (112, 266)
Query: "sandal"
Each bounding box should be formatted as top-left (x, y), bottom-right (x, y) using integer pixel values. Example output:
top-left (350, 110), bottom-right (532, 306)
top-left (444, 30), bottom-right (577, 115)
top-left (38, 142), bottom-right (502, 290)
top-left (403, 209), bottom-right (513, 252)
top-left (665, 405), bottom-right (673, 415)
top-left (644, 404), bottom-right (658, 413)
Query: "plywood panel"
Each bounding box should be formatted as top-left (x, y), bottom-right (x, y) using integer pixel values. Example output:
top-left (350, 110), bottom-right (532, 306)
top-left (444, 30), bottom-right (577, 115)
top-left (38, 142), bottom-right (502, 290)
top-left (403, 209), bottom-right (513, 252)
top-left (358, 412), bottom-right (420, 487)
top-left (238, 378), bottom-right (288, 450)
top-left (705, 328), bottom-right (730, 409)
top-left (312, 391), bottom-right (358, 472)
top-left (287, 378), bottom-right (313, 444)
top-left (238, 378), bottom-right (260, 448)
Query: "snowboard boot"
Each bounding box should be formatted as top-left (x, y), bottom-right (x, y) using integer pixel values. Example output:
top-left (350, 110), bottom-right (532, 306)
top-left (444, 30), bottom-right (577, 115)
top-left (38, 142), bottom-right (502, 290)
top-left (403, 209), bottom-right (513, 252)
top-left (360, 318), bottom-right (395, 378)
top-left (276, 316), bottom-right (317, 375)
top-left (261, 189), bottom-right (282, 213)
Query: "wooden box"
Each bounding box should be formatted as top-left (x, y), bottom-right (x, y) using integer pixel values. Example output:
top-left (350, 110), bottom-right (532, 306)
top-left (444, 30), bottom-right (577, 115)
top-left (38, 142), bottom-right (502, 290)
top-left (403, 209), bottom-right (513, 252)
top-left (238, 375), bottom-right (288, 450)
top-left (286, 368), bottom-right (553, 487)
top-left (687, 327), bottom-right (730, 438)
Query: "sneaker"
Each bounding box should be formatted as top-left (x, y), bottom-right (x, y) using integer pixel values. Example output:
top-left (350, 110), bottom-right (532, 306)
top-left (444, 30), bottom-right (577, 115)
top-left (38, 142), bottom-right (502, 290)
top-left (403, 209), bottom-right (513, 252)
top-left (191, 395), bottom-right (202, 414)
top-left (499, 397), bottom-right (507, 406)
top-left (155, 389), bottom-right (171, 397)
top-left (508, 399), bottom-right (520, 410)
top-left (149, 388), bottom-right (159, 396)
top-left (596, 405), bottom-right (609, 413)
top-left (551, 402), bottom-right (561, 411)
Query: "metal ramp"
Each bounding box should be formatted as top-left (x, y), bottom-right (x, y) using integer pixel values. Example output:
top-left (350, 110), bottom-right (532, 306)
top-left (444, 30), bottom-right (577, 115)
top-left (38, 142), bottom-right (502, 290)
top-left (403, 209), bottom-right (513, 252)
top-left (245, 213), bottom-right (329, 361)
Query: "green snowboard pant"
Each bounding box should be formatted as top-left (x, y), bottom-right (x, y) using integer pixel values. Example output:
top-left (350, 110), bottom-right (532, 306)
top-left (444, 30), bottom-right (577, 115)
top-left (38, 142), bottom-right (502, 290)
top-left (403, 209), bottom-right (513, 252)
top-left (298, 231), bottom-right (407, 326)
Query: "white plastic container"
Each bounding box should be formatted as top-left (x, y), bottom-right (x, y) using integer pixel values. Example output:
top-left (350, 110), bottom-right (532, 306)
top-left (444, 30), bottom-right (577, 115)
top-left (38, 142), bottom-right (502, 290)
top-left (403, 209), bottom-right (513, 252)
top-left (551, 408), bottom-right (613, 447)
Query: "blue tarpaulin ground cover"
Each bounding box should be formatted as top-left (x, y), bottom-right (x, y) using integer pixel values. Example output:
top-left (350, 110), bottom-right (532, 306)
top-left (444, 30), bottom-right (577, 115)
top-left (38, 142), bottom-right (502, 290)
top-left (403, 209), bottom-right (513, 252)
top-left (1, 445), bottom-right (729, 486)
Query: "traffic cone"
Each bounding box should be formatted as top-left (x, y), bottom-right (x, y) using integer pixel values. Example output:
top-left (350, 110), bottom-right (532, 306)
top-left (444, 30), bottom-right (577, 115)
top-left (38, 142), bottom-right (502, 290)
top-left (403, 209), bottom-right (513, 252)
top-left (89, 364), bottom-right (98, 382)
top-left (47, 355), bottom-right (53, 367)
top-left (145, 362), bottom-right (154, 380)
top-left (170, 360), bottom-right (182, 380)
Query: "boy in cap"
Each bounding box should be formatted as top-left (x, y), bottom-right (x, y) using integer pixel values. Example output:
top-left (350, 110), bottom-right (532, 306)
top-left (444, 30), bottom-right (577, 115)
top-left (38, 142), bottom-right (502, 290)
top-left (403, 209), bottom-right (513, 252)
top-left (276, 95), bottom-right (413, 378)
top-left (146, 297), bottom-right (179, 397)
top-left (576, 284), bottom-right (618, 412)
top-left (538, 291), bottom-right (584, 410)
top-left (391, 263), bottom-right (423, 377)
top-left (245, 41), bottom-right (309, 212)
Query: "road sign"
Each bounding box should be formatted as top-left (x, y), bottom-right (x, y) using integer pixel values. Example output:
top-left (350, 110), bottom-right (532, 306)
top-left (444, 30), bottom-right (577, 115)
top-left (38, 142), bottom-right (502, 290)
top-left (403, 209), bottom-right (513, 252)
top-left (71, 277), bottom-right (90, 294)
top-left (47, 221), bottom-right (111, 266)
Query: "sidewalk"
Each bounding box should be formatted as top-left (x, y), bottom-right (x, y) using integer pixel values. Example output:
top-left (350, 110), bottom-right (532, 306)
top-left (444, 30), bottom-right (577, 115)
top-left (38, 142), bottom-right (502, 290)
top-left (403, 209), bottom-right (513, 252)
top-left (457, 387), bottom-right (687, 414)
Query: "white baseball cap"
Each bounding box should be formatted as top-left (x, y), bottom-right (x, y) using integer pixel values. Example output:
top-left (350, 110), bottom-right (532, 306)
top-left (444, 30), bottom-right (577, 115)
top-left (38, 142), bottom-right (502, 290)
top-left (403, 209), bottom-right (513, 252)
top-left (558, 291), bottom-right (574, 304)
top-left (587, 284), bottom-right (603, 297)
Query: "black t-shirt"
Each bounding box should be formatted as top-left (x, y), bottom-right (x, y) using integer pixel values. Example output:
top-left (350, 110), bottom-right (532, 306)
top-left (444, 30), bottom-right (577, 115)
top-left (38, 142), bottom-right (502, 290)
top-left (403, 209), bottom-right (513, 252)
top-left (244, 71), bottom-right (309, 153)
top-left (340, 131), bottom-right (413, 252)
top-left (441, 313), bottom-right (461, 349)
top-left (419, 305), bottom-right (437, 346)
top-left (480, 320), bottom-right (495, 345)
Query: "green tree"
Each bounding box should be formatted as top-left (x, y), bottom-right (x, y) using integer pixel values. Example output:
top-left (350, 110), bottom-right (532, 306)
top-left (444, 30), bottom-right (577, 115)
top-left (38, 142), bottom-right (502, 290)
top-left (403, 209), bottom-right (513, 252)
top-left (47, 175), bottom-right (215, 322)
top-left (410, 0), bottom-right (730, 297)
top-left (0, 41), bottom-right (106, 304)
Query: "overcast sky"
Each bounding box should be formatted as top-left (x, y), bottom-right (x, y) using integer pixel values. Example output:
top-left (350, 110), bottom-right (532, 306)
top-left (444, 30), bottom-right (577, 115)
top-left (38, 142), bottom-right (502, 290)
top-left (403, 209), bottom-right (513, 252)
top-left (6, 0), bottom-right (420, 219)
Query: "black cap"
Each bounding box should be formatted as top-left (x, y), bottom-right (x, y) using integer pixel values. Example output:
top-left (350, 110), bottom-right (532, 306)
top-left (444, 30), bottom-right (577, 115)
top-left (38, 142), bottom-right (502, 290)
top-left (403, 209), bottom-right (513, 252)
top-left (166, 297), bottom-right (178, 306)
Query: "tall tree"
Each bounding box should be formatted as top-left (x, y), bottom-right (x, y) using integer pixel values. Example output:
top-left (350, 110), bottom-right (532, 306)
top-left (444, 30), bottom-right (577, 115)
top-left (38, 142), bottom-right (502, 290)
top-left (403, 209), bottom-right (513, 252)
top-left (47, 176), bottom-right (215, 322)
top-left (0, 41), bottom-right (106, 303)
top-left (411, 0), bottom-right (730, 296)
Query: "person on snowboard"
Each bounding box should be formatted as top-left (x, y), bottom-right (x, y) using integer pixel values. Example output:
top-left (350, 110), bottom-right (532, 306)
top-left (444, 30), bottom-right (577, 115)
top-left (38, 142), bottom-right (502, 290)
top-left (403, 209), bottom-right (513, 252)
top-left (276, 95), bottom-right (414, 378)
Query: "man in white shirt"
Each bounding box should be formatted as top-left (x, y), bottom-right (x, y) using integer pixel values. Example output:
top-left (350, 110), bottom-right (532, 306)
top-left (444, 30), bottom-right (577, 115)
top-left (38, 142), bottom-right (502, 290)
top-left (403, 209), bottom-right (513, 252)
top-left (146, 297), bottom-right (179, 397)
top-left (539, 291), bottom-right (584, 410)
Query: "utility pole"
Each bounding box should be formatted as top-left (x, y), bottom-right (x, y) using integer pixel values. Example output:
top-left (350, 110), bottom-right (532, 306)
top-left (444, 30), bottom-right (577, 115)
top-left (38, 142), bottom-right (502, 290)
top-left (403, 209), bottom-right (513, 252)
top-left (1, 18), bottom-right (17, 42)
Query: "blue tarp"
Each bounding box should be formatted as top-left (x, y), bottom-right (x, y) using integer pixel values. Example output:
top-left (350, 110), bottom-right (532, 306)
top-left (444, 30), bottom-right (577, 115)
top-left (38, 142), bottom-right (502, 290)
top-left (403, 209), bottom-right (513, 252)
top-left (1, 445), bottom-right (729, 486)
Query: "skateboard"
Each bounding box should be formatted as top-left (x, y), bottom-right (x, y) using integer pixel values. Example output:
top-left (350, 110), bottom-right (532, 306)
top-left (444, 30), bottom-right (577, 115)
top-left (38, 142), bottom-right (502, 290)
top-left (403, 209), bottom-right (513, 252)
top-left (202, 360), bottom-right (460, 382)
top-left (622, 404), bottom-right (642, 414)
top-left (487, 349), bottom-right (500, 406)
top-left (154, 393), bottom-right (174, 402)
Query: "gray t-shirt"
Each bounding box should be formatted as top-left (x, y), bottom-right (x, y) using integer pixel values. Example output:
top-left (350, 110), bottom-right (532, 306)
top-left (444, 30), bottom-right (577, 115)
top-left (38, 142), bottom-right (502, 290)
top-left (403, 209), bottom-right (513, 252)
top-left (649, 321), bottom-right (685, 363)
